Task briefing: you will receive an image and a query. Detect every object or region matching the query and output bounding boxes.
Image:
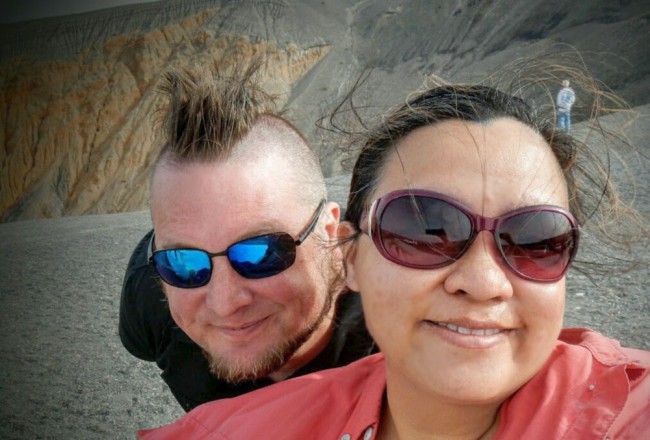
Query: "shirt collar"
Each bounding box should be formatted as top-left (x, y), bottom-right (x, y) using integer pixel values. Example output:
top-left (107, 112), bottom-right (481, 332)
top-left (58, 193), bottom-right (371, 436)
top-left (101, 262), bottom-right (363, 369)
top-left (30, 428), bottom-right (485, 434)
top-left (559, 327), bottom-right (647, 367)
top-left (338, 353), bottom-right (386, 440)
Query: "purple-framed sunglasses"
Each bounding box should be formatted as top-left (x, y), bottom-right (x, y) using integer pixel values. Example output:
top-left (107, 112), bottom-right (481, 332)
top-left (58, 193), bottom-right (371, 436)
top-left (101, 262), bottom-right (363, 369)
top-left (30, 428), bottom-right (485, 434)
top-left (360, 189), bottom-right (580, 282)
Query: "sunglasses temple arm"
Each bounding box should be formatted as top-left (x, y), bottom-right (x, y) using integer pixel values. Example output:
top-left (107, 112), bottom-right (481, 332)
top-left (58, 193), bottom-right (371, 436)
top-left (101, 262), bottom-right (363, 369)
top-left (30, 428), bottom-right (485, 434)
top-left (147, 232), bottom-right (156, 262)
top-left (295, 199), bottom-right (326, 244)
top-left (366, 199), bottom-right (379, 239)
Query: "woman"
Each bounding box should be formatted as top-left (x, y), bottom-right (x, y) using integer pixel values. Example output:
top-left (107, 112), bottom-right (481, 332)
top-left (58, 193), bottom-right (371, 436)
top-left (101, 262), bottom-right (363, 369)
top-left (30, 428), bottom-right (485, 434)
top-left (139, 79), bottom-right (649, 439)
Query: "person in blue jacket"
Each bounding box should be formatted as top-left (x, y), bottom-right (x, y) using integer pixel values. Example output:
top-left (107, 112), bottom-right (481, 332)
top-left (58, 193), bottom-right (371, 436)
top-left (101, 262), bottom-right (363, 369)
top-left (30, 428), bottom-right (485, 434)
top-left (556, 79), bottom-right (576, 132)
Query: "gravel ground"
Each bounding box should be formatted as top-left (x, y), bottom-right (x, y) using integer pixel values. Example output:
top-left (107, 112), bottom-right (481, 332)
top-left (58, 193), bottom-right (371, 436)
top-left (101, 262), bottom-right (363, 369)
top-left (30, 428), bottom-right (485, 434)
top-left (0, 113), bottom-right (648, 439)
top-left (0, 211), bottom-right (183, 439)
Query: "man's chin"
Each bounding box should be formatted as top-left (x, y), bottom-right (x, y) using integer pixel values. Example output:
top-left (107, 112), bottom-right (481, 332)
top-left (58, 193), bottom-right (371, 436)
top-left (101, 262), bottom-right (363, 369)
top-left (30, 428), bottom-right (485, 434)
top-left (205, 290), bottom-right (334, 383)
top-left (206, 349), bottom-right (290, 383)
top-left (206, 318), bottom-right (321, 382)
top-left (204, 333), bottom-right (306, 383)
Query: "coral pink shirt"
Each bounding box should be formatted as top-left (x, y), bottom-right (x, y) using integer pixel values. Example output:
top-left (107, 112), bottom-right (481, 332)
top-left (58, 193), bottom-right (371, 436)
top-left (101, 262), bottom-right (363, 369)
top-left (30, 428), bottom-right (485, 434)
top-left (139, 328), bottom-right (650, 439)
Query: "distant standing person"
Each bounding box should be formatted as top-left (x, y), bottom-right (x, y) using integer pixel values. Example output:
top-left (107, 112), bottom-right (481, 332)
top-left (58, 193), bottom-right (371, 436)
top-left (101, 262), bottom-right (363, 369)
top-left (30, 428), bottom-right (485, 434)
top-left (556, 79), bottom-right (575, 132)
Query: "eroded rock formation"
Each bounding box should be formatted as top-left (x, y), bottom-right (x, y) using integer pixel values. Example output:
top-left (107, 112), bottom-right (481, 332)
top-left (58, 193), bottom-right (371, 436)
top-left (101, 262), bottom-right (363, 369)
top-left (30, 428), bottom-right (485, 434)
top-left (0, 6), bottom-right (329, 221)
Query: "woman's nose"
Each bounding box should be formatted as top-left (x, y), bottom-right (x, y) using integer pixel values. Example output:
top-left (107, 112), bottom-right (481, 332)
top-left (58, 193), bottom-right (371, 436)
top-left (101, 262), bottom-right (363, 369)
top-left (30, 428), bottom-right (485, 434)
top-left (442, 232), bottom-right (514, 301)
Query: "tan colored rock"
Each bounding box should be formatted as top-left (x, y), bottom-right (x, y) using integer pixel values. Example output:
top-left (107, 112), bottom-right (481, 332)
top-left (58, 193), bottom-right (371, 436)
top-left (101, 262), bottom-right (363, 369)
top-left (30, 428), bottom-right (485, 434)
top-left (0, 7), bottom-right (330, 221)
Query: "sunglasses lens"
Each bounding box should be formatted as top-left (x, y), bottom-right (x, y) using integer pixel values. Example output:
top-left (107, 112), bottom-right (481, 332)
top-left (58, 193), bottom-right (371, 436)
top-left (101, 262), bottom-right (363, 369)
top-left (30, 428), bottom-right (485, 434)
top-left (378, 196), bottom-right (473, 267)
top-left (228, 233), bottom-right (297, 279)
top-left (498, 211), bottom-right (576, 280)
top-left (153, 249), bottom-right (212, 288)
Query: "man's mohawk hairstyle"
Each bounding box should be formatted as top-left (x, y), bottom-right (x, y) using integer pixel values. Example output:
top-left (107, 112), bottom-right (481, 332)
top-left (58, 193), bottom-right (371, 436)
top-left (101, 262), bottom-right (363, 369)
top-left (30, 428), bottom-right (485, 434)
top-left (158, 60), bottom-right (278, 162)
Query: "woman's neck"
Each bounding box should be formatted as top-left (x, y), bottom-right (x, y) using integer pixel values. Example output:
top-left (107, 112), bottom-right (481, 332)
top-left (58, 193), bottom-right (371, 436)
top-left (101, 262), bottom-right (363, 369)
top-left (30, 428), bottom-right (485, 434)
top-left (377, 377), bottom-right (502, 440)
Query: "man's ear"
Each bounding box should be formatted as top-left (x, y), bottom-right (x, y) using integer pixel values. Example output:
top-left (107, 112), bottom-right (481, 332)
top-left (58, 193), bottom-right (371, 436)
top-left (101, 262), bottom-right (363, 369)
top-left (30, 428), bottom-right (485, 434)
top-left (322, 201), bottom-right (340, 241)
top-left (337, 221), bottom-right (360, 292)
top-left (319, 202), bottom-right (343, 263)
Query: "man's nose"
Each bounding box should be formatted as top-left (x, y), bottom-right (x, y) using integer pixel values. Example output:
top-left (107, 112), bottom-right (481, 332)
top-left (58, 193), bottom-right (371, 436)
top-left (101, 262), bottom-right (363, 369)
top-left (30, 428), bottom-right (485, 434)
top-left (204, 258), bottom-right (255, 317)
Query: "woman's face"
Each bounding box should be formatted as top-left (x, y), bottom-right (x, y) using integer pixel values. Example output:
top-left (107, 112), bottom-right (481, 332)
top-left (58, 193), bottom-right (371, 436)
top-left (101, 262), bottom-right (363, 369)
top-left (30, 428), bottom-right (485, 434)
top-left (345, 118), bottom-right (568, 405)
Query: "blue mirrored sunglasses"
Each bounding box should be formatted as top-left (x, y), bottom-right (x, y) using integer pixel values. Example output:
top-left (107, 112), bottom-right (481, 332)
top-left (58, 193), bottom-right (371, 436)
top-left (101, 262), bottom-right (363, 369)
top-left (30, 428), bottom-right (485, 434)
top-left (149, 200), bottom-right (326, 288)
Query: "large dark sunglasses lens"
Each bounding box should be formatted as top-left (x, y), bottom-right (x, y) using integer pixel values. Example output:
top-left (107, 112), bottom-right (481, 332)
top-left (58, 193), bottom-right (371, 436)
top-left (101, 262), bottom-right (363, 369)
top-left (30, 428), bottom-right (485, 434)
top-left (498, 211), bottom-right (576, 280)
top-left (153, 249), bottom-right (212, 288)
top-left (228, 233), bottom-right (297, 279)
top-left (379, 196), bottom-right (473, 267)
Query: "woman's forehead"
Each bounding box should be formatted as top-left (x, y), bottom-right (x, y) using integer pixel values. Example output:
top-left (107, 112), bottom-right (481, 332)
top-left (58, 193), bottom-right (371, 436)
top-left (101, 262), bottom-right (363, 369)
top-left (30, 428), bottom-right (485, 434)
top-left (374, 118), bottom-right (568, 209)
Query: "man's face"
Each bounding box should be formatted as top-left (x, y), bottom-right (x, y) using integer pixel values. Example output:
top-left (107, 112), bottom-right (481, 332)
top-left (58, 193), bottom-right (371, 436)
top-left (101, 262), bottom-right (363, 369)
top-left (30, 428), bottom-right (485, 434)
top-left (150, 156), bottom-right (340, 382)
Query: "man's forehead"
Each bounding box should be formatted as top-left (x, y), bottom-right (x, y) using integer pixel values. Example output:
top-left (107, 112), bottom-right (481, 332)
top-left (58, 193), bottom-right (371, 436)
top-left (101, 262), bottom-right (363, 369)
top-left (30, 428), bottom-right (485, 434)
top-left (152, 156), bottom-right (305, 227)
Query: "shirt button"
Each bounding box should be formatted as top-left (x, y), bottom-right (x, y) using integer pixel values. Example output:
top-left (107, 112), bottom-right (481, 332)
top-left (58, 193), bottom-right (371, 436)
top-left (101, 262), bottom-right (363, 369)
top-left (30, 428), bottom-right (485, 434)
top-left (363, 427), bottom-right (374, 439)
top-left (588, 384), bottom-right (596, 391)
top-left (341, 435), bottom-right (351, 440)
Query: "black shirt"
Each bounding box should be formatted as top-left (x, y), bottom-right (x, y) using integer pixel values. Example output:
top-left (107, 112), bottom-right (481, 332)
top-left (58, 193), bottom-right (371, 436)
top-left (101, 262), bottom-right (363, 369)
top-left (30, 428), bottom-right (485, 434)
top-left (119, 230), bottom-right (376, 412)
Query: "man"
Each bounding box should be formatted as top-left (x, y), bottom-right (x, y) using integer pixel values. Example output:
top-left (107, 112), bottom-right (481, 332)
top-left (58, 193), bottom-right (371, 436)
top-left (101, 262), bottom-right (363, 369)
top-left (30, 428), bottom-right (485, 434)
top-left (119, 63), bottom-right (375, 411)
top-left (556, 79), bottom-right (576, 132)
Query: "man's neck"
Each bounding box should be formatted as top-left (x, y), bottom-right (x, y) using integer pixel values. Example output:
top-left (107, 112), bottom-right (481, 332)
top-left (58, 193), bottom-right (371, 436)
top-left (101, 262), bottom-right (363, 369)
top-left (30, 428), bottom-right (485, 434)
top-left (267, 302), bottom-right (338, 382)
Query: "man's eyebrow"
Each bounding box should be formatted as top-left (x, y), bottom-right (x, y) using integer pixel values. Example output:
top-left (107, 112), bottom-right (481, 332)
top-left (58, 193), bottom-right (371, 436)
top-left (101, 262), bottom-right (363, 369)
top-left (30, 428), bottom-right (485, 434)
top-left (154, 240), bottom-right (206, 251)
top-left (156, 223), bottom-right (286, 251)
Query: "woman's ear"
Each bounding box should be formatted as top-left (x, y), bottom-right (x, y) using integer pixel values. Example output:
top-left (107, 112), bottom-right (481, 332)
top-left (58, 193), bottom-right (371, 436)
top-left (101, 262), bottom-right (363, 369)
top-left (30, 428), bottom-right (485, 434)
top-left (337, 221), bottom-right (360, 292)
